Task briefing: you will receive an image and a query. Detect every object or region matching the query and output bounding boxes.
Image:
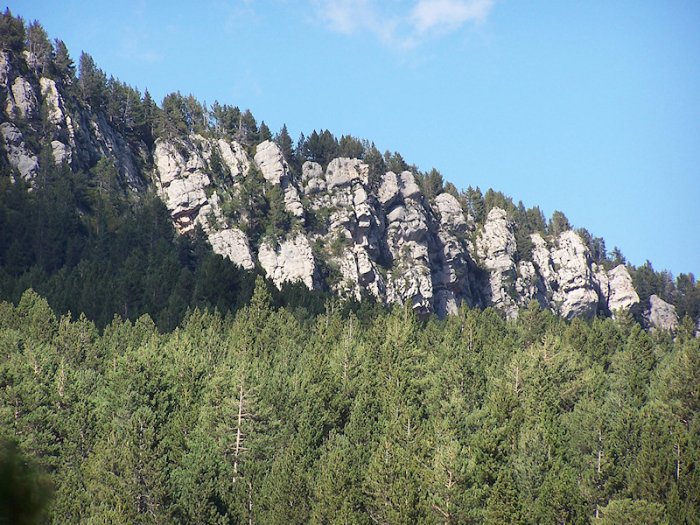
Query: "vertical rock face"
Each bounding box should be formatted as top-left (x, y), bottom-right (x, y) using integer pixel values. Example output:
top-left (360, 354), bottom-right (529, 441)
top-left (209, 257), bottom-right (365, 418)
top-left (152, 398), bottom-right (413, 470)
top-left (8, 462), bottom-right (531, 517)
top-left (1, 122), bottom-right (39, 180)
top-left (381, 171), bottom-right (434, 313)
top-left (431, 192), bottom-right (476, 316)
top-left (549, 230), bottom-right (599, 319)
top-left (476, 208), bottom-right (519, 318)
top-left (0, 48), bottom-right (149, 189)
top-left (606, 264), bottom-right (640, 313)
top-left (254, 140), bottom-right (304, 220)
top-left (472, 208), bottom-right (641, 320)
top-left (646, 295), bottom-right (679, 333)
top-left (153, 135), bottom-right (254, 270)
top-left (6, 76), bottom-right (37, 119)
top-left (258, 235), bottom-right (317, 290)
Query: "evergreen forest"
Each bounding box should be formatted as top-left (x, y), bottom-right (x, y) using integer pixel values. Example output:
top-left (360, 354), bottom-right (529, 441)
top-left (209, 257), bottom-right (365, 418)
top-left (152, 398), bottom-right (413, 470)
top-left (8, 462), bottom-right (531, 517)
top-left (1, 285), bottom-right (699, 524)
top-left (1, 10), bottom-right (699, 524)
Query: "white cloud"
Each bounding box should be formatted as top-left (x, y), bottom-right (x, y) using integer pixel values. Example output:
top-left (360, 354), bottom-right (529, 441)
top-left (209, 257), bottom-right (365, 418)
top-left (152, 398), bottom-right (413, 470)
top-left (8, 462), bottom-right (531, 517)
top-left (312, 0), bottom-right (495, 47)
top-left (312, 0), bottom-right (399, 44)
top-left (410, 0), bottom-right (495, 35)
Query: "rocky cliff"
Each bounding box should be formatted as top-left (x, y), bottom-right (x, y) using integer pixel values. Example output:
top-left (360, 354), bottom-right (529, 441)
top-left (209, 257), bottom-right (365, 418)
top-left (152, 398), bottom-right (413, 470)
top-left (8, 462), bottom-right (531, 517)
top-left (1, 40), bottom-right (676, 328)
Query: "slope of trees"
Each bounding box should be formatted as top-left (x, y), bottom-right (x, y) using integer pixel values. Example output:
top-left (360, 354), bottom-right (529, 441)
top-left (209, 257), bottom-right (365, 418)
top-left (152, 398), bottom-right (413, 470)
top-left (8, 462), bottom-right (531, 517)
top-left (0, 163), bottom-right (328, 332)
top-left (1, 289), bottom-right (698, 524)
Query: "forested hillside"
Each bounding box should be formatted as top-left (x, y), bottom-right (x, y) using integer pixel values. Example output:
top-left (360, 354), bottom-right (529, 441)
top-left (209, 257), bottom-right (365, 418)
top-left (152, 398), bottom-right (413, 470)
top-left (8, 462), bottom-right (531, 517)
top-left (1, 286), bottom-right (699, 524)
top-left (1, 9), bottom-right (700, 524)
top-left (1, 9), bottom-right (699, 330)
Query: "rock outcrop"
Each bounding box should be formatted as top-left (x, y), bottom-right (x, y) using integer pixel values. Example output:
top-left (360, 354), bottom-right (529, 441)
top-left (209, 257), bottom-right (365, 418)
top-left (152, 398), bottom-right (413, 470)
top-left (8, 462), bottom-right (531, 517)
top-left (0, 42), bottom-right (658, 324)
top-left (254, 140), bottom-right (304, 220)
top-left (606, 264), bottom-right (640, 314)
top-left (476, 208), bottom-right (518, 318)
top-left (153, 135), bottom-right (255, 270)
top-left (472, 210), bottom-right (642, 320)
top-left (0, 51), bottom-right (145, 188)
top-left (1, 122), bottom-right (38, 180)
top-left (646, 295), bottom-right (679, 333)
top-left (258, 235), bottom-right (317, 289)
top-left (6, 76), bottom-right (37, 119)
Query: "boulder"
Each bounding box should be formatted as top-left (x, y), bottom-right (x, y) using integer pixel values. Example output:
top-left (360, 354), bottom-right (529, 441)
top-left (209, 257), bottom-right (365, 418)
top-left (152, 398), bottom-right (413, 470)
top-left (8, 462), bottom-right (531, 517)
top-left (217, 138), bottom-right (249, 180)
top-left (208, 228), bottom-right (255, 271)
top-left (432, 193), bottom-right (467, 233)
top-left (302, 161), bottom-right (325, 194)
top-left (40, 77), bottom-right (66, 127)
top-left (254, 139), bottom-right (286, 184)
top-left (378, 171), bottom-right (400, 206)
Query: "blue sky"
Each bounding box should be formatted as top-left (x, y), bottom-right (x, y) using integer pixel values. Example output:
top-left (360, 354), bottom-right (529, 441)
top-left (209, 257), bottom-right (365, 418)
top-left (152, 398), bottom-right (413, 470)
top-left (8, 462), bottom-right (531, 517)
top-left (10, 0), bottom-right (700, 277)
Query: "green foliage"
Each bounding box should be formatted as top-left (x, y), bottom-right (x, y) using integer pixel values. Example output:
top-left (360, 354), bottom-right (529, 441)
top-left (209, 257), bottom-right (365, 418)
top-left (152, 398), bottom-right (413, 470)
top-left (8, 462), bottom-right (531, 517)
top-left (463, 185), bottom-right (485, 223)
top-left (598, 498), bottom-right (667, 525)
top-left (0, 176), bottom-right (259, 331)
top-left (416, 167), bottom-right (444, 200)
top-left (549, 209), bottom-right (572, 236)
top-left (338, 134), bottom-right (365, 159)
top-left (0, 292), bottom-right (697, 524)
top-left (52, 39), bottom-right (74, 80)
top-left (0, 439), bottom-right (51, 525)
top-left (25, 20), bottom-right (52, 75)
top-left (1, 15), bottom-right (699, 525)
top-left (302, 129), bottom-right (339, 167)
top-left (78, 52), bottom-right (107, 112)
top-left (0, 8), bottom-right (26, 53)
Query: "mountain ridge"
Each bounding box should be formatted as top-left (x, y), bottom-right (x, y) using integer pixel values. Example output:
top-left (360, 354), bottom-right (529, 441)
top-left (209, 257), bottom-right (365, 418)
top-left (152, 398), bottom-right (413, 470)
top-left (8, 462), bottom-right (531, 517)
top-left (1, 11), bottom-right (697, 332)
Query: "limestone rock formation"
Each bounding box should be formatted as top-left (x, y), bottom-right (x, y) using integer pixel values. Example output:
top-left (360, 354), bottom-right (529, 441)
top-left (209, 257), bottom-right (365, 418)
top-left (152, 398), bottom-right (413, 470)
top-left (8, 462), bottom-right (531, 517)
top-left (254, 140), bottom-right (304, 220)
top-left (431, 192), bottom-right (476, 315)
top-left (606, 264), bottom-right (640, 313)
top-left (646, 295), bottom-right (679, 333)
top-left (153, 135), bottom-right (255, 270)
top-left (1, 123), bottom-right (38, 180)
top-left (6, 76), bottom-right (37, 119)
top-left (476, 208), bottom-right (519, 318)
top-left (258, 234), bottom-right (317, 290)
top-left (0, 41), bottom-right (664, 326)
top-left (548, 230), bottom-right (599, 319)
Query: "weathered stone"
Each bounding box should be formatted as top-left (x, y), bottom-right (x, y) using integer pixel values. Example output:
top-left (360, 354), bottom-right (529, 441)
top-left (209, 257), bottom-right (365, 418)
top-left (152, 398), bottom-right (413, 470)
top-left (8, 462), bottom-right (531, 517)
top-left (51, 140), bottom-right (71, 165)
top-left (326, 157), bottom-right (368, 189)
top-left (399, 171), bottom-right (421, 200)
top-left (476, 208), bottom-right (518, 318)
top-left (607, 264), bottom-right (639, 313)
top-left (253, 140), bottom-right (304, 220)
top-left (0, 51), bottom-right (10, 88)
top-left (302, 161), bottom-right (325, 194)
top-left (549, 230), bottom-right (598, 319)
top-left (0, 122), bottom-right (38, 180)
top-left (6, 76), bottom-right (37, 119)
top-left (217, 139), bottom-right (249, 180)
top-left (647, 295), bottom-right (678, 333)
top-left (40, 77), bottom-right (66, 127)
top-left (433, 193), bottom-right (467, 233)
top-left (208, 228), bottom-right (255, 270)
top-left (258, 234), bottom-right (317, 290)
top-left (378, 171), bottom-right (400, 206)
top-left (254, 140), bottom-right (286, 184)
